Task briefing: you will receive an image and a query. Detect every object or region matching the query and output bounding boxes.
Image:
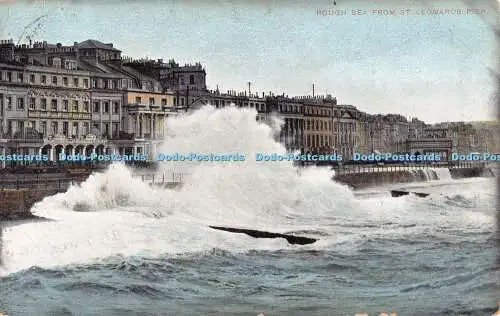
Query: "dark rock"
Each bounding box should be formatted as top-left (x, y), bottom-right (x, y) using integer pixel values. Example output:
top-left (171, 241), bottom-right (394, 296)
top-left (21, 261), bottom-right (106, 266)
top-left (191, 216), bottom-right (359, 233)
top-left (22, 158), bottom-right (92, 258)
top-left (390, 190), bottom-right (410, 197)
top-left (209, 226), bottom-right (318, 245)
top-left (390, 190), bottom-right (429, 198)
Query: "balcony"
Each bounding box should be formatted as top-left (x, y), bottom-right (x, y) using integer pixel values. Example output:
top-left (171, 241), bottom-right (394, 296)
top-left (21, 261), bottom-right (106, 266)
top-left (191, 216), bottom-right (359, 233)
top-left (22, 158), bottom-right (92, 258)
top-left (43, 134), bottom-right (108, 145)
top-left (28, 110), bottom-right (92, 120)
top-left (126, 103), bottom-right (147, 108)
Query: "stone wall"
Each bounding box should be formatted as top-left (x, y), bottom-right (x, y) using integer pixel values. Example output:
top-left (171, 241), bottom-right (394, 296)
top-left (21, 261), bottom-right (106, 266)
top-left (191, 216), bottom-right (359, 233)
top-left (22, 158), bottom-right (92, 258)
top-left (0, 189), bottom-right (39, 220)
top-left (449, 167), bottom-right (494, 179)
top-left (334, 171), bottom-right (415, 189)
top-left (334, 167), bottom-right (494, 189)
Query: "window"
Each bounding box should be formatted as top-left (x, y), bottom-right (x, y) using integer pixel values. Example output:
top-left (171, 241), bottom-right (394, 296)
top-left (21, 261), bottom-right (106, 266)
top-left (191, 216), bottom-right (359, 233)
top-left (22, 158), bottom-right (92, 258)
top-left (41, 75), bottom-right (46, 84)
top-left (6, 72), bottom-right (12, 82)
top-left (113, 123), bottom-right (119, 137)
top-left (63, 77), bottom-right (68, 86)
top-left (51, 122), bottom-right (58, 135)
top-left (83, 79), bottom-right (89, 88)
top-left (179, 75), bottom-right (184, 85)
top-left (41, 98), bottom-right (47, 110)
top-left (29, 74), bottom-right (35, 83)
top-left (113, 102), bottom-right (119, 114)
top-left (181, 98), bottom-right (185, 106)
top-left (29, 97), bottom-right (35, 110)
top-left (161, 99), bottom-right (167, 106)
top-left (52, 76), bottom-right (57, 85)
top-left (63, 100), bottom-right (69, 111)
top-left (73, 78), bottom-right (79, 87)
top-left (92, 79), bottom-right (97, 88)
top-left (103, 102), bottom-right (109, 113)
top-left (149, 98), bottom-right (154, 105)
top-left (40, 121), bottom-right (47, 136)
top-left (112, 80), bottom-right (118, 89)
top-left (62, 122), bottom-right (68, 136)
top-left (73, 100), bottom-right (79, 112)
top-left (135, 97), bottom-right (141, 104)
top-left (173, 97), bottom-right (177, 106)
top-left (18, 121), bottom-right (24, 134)
top-left (189, 75), bottom-right (194, 84)
top-left (84, 101), bottom-right (89, 112)
top-left (17, 97), bottom-right (24, 110)
top-left (83, 122), bottom-right (89, 134)
top-left (104, 80), bottom-right (108, 89)
top-left (93, 102), bottom-right (99, 113)
top-left (51, 99), bottom-right (57, 111)
top-left (17, 73), bottom-right (23, 82)
top-left (72, 122), bottom-right (78, 137)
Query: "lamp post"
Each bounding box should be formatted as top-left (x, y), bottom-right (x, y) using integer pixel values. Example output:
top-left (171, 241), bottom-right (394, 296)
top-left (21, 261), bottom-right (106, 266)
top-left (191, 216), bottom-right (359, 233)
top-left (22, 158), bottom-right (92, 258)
top-left (370, 127), bottom-right (374, 153)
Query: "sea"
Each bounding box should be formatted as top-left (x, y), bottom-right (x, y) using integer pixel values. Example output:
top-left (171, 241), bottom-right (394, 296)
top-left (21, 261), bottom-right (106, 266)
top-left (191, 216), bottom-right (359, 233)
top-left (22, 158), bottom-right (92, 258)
top-left (0, 106), bottom-right (498, 316)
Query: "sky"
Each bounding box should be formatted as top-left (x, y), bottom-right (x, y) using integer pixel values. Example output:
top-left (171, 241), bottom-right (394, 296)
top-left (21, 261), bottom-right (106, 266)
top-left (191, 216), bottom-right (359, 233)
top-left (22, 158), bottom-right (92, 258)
top-left (0, 0), bottom-right (498, 123)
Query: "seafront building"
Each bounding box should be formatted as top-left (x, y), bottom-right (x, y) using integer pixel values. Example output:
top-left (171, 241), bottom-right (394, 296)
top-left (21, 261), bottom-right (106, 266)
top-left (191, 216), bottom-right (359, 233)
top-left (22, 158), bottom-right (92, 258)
top-left (0, 38), bottom-right (497, 168)
top-left (0, 39), bottom-right (182, 168)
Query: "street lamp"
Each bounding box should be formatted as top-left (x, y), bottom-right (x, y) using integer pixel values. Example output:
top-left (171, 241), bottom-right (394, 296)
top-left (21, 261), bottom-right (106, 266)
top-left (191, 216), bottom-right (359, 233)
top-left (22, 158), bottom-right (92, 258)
top-left (370, 127), bottom-right (374, 153)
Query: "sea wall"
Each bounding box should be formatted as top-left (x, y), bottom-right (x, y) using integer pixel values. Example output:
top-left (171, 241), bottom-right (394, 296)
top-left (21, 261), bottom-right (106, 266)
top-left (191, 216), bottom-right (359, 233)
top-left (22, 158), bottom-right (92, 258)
top-left (334, 171), bottom-right (414, 189)
top-left (449, 167), bottom-right (494, 179)
top-left (0, 189), bottom-right (40, 220)
top-left (334, 167), bottom-right (493, 189)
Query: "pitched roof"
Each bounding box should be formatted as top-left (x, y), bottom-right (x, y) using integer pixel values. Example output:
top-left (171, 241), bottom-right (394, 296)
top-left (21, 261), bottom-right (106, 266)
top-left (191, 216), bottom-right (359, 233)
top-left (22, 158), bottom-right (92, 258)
top-left (77, 39), bottom-right (121, 52)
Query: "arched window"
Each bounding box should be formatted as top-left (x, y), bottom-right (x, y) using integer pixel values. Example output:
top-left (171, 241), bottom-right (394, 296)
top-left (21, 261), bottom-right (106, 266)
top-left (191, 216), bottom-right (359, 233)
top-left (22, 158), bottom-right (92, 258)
top-left (189, 75), bottom-right (195, 84)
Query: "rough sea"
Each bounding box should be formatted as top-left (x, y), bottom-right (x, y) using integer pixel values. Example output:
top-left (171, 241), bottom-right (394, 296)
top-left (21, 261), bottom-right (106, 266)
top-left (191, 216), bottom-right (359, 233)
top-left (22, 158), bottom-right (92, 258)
top-left (0, 106), bottom-right (498, 315)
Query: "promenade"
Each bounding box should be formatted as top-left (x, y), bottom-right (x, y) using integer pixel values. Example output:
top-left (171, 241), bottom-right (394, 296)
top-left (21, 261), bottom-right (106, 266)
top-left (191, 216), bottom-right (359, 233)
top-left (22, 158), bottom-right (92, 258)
top-left (0, 161), bottom-right (490, 191)
top-left (331, 161), bottom-right (488, 175)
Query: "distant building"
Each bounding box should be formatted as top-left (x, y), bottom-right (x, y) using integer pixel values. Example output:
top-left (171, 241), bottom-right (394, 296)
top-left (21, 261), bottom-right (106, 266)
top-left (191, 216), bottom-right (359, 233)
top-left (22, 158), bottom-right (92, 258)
top-left (123, 58), bottom-right (207, 92)
top-left (266, 95), bottom-right (304, 152)
top-left (405, 127), bottom-right (452, 160)
top-left (332, 103), bottom-right (358, 159)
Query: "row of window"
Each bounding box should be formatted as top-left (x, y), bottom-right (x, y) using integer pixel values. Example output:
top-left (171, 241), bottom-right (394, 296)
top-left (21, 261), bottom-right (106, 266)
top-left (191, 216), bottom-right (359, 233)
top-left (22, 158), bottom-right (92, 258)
top-left (213, 100), bottom-right (267, 111)
top-left (1, 96), bottom-right (120, 113)
top-left (135, 96), bottom-right (168, 106)
top-left (305, 134), bottom-right (332, 148)
top-left (5, 120), bottom-right (120, 138)
top-left (305, 107), bottom-right (331, 116)
top-left (178, 74), bottom-right (196, 86)
top-left (0, 70), bottom-right (124, 90)
top-left (306, 120), bottom-right (332, 132)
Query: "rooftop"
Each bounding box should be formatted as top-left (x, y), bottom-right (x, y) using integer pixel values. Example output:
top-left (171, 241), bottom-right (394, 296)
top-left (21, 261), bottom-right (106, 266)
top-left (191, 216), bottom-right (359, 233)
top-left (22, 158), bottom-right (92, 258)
top-left (77, 39), bottom-right (120, 52)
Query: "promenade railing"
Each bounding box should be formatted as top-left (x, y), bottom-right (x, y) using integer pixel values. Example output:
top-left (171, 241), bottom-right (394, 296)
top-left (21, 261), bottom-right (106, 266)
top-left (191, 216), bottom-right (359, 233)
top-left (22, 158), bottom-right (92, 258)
top-left (0, 172), bottom-right (186, 190)
top-left (331, 161), bottom-right (488, 176)
top-left (0, 162), bottom-right (488, 189)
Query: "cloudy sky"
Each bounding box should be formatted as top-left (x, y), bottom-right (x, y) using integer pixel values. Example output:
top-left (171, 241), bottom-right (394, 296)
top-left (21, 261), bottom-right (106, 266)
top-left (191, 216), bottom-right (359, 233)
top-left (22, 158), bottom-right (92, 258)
top-left (0, 0), bottom-right (498, 123)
